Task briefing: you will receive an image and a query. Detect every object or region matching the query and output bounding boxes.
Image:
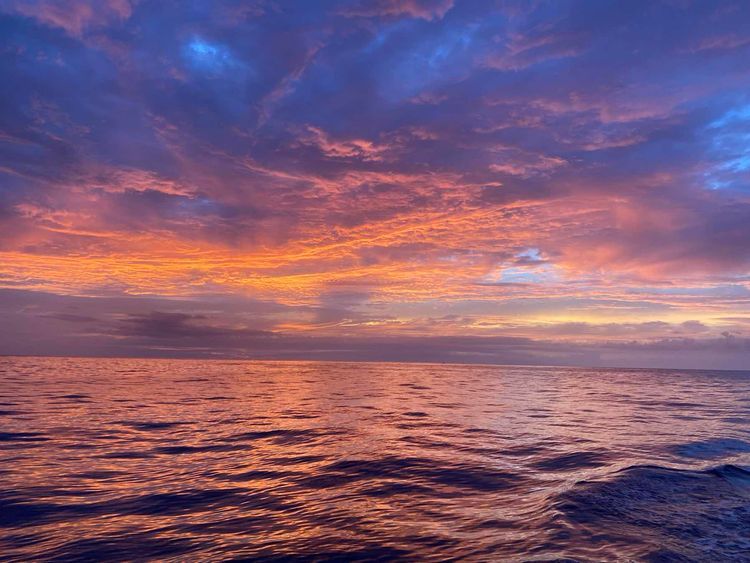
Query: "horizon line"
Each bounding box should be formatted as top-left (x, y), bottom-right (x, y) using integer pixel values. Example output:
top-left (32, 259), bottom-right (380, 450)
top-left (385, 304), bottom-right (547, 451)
top-left (2, 353), bottom-right (748, 374)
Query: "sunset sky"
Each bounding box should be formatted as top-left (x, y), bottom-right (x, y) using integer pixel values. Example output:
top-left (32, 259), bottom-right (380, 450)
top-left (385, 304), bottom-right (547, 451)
top-left (1, 0), bottom-right (749, 368)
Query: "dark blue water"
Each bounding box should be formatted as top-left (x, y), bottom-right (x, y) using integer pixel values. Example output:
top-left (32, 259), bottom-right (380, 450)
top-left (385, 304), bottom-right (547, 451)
top-left (1, 357), bottom-right (749, 561)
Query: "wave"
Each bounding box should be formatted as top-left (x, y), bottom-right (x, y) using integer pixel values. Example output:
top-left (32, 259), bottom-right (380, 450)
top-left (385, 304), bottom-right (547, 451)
top-left (672, 437), bottom-right (750, 460)
top-left (550, 463), bottom-right (750, 561)
top-left (294, 456), bottom-right (530, 493)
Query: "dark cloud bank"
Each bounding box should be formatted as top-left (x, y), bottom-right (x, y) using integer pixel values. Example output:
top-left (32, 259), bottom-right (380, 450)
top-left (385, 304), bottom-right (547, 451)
top-left (2, 289), bottom-right (748, 370)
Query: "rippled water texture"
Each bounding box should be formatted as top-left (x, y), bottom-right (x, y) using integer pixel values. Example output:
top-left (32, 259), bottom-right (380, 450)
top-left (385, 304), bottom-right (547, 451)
top-left (1, 358), bottom-right (750, 561)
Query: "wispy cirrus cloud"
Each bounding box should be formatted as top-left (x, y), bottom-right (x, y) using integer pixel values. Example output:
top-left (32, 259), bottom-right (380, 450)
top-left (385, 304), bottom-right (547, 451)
top-left (340, 0), bottom-right (455, 21)
top-left (5, 0), bottom-right (133, 36)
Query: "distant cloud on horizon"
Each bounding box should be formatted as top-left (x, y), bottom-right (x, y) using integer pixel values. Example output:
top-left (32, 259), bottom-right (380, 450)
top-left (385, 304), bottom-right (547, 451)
top-left (1, 289), bottom-right (748, 370)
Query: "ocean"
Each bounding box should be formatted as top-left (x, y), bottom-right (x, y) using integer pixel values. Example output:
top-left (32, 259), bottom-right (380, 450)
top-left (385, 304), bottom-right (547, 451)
top-left (1, 357), bottom-right (749, 561)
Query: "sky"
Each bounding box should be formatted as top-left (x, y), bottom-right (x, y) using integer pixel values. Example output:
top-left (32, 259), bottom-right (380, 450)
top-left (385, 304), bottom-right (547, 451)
top-left (1, 0), bottom-right (750, 369)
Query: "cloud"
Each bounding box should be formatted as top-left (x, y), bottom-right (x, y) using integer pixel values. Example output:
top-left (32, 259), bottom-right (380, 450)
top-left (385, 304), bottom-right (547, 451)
top-left (489, 154), bottom-right (567, 178)
top-left (1, 1), bottom-right (750, 367)
top-left (4, 0), bottom-right (132, 36)
top-left (295, 126), bottom-right (391, 162)
top-left (1, 288), bottom-right (749, 369)
top-left (482, 29), bottom-right (586, 71)
top-left (340, 0), bottom-right (454, 21)
top-left (115, 311), bottom-right (246, 339)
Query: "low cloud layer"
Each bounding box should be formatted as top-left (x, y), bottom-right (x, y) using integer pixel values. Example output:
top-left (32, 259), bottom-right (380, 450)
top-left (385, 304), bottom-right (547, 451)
top-left (2, 289), bottom-right (748, 370)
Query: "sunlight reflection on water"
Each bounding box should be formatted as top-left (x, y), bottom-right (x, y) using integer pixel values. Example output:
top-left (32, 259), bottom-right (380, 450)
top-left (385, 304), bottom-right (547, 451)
top-left (1, 358), bottom-right (749, 560)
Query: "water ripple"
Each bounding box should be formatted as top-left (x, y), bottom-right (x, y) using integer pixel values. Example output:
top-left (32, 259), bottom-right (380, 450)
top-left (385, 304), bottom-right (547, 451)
top-left (1, 357), bottom-right (749, 560)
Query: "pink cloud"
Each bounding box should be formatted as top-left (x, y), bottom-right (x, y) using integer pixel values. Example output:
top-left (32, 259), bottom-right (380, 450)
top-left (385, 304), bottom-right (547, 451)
top-left (6, 0), bottom-right (133, 36)
top-left (340, 0), bottom-right (454, 21)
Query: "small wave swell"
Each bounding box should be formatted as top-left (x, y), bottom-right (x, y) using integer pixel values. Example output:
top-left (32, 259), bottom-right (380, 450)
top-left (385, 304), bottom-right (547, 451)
top-left (551, 463), bottom-right (750, 560)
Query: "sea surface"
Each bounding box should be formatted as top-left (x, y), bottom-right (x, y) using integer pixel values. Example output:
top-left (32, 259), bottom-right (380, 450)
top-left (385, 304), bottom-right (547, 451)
top-left (1, 357), bottom-right (750, 561)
